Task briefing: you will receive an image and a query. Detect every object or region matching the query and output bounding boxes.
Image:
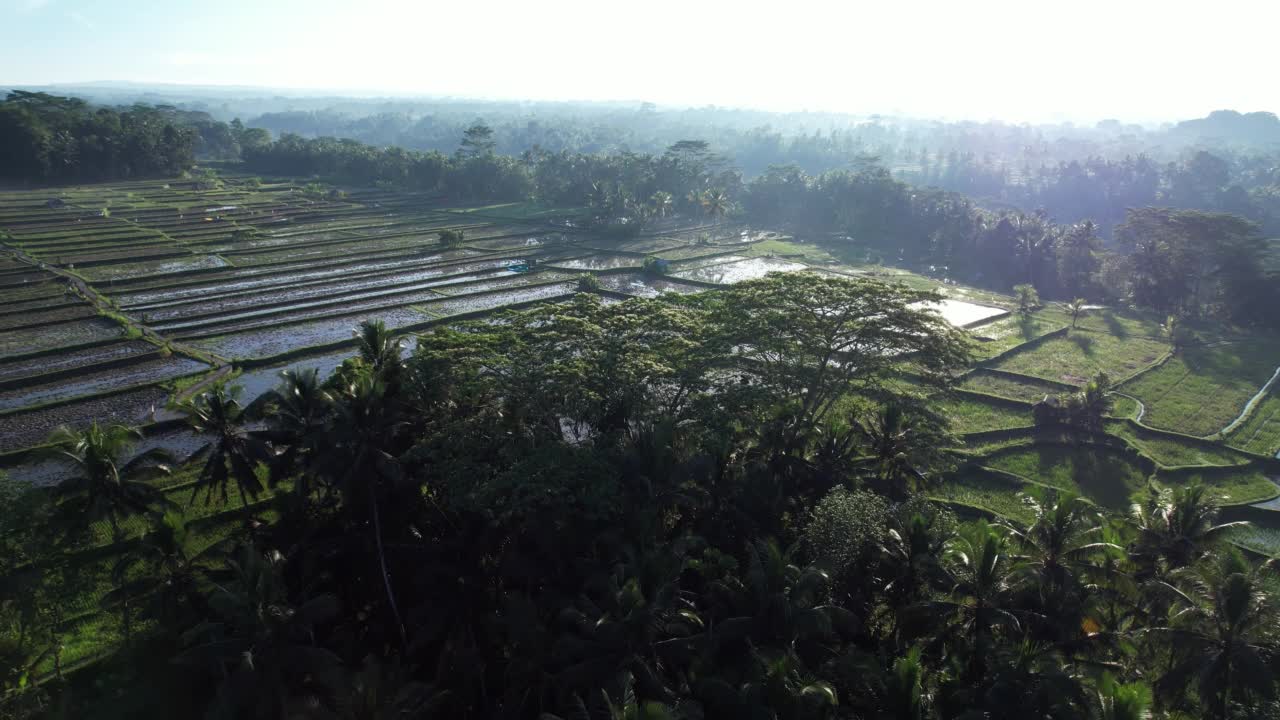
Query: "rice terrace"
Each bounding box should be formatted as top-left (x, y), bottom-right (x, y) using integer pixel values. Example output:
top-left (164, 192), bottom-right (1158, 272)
top-left (3, 167), bottom-right (1279, 691)
top-left (5, 10), bottom-right (1280, 711)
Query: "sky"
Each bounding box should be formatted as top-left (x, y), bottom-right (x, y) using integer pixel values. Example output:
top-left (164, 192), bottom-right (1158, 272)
top-left (2, 0), bottom-right (1277, 124)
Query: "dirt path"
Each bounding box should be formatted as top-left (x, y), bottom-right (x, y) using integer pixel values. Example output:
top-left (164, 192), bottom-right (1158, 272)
top-left (1220, 363), bottom-right (1280, 437)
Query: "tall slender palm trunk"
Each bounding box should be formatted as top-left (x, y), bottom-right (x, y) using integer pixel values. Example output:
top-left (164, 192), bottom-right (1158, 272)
top-left (370, 489), bottom-right (408, 651)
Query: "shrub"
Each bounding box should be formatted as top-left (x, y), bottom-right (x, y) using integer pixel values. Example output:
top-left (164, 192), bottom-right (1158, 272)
top-left (802, 488), bottom-right (891, 576)
top-left (576, 274), bottom-right (602, 292)
top-left (1013, 284), bottom-right (1041, 313)
top-left (438, 229), bottom-right (465, 247)
top-left (641, 256), bottom-right (669, 276)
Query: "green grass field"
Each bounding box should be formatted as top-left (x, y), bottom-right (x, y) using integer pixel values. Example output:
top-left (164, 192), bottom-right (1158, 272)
top-left (1119, 339), bottom-right (1280, 437)
top-left (980, 443), bottom-right (1150, 509)
top-left (993, 329), bottom-right (1167, 386)
top-left (960, 370), bottom-right (1070, 403)
top-left (1155, 466), bottom-right (1280, 506)
top-left (929, 469), bottom-right (1037, 524)
top-left (1069, 309), bottom-right (1166, 339)
top-left (1104, 420), bottom-right (1250, 468)
top-left (968, 310), bottom-right (1069, 360)
top-left (939, 394), bottom-right (1033, 433)
top-left (1108, 394), bottom-right (1141, 420)
top-left (1226, 389), bottom-right (1280, 457)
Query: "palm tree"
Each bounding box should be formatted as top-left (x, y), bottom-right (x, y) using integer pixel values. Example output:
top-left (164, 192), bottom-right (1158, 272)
top-left (649, 190), bottom-right (674, 220)
top-left (1147, 549), bottom-right (1280, 719)
top-left (101, 511), bottom-right (214, 643)
top-left (316, 372), bottom-right (409, 649)
top-left (543, 673), bottom-right (681, 720)
top-left (1090, 674), bottom-right (1153, 720)
top-left (1068, 298), bottom-right (1087, 329)
top-left (1003, 492), bottom-right (1117, 600)
top-left (972, 640), bottom-right (1090, 718)
top-left (348, 654), bottom-right (451, 719)
top-left (356, 319), bottom-right (404, 373)
top-left (879, 512), bottom-right (952, 610)
top-left (45, 423), bottom-right (171, 538)
top-left (552, 554), bottom-right (696, 708)
top-left (258, 368), bottom-right (332, 489)
top-left (853, 404), bottom-right (936, 499)
top-left (708, 539), bottom-right (854, 658)
top-left (1014, 284), bottom-right (1041, 314)
top-left (174, 543), bottom-right (344, 718)
top-left (1001, 492), bottom-right (1118, 645)
top-left (884, 647), bottom-right (930, 720)
top-left (1130, 483), bottom-right (1247, 571)
top-left (1162, 315), bottom-right (1181, 354)
top-left (355, 319), bottom-right (406, 392)
top-left (183, 384), bottom-right (273, 507)
top-left (700, 189), bottom-right (731, 224)
top-left (920, 520), bottom-right (1022, 682)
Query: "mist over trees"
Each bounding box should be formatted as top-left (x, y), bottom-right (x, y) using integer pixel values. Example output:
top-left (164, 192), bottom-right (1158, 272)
top-left (0, 92), bottom-right (197, 182)
top-left (5, 86), bottom-right (1280, 720)
top-left (3, 90), bottom-right (1275, 328)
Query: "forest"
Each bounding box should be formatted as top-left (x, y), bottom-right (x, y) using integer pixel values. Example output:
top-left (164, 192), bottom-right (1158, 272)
top-left (1, 90), bottom-right (1280, 720)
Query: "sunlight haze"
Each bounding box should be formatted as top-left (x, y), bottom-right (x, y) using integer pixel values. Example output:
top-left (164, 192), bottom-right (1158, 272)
top-left (4, 0), bottom-right (1277, 122)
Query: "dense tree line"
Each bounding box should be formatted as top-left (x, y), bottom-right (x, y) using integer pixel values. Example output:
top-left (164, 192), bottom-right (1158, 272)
top-left (224, 98), bottom-right (1280, 235)
top-left (5, 275), bottom-right (1280, 719)
top-left (0, 92), bottom-right (198, 182)
top-left (2, 93), bottom-right (1276, 326)
top-left (900, 148), bottom-right (1280, 238)
top-left (21, 88), bottom-right (1280, 238)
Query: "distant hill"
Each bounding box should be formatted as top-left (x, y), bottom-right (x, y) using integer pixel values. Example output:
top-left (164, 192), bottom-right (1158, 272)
top-left (1169, 110), bottom-right (1280, 146)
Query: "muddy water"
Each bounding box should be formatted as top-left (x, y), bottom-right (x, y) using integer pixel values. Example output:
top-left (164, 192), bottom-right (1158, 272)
top-left (131, 258), bottom-right (521, 316)
top-left (0, 356), bottom-right (208, 411)
top-left (114, 250), bottom-right (482, 305)
top-left (422, 283), bottom-right (577, 316)
top-left (0, 340), bottom-right (154, 383)
top-left (0, 385), bottom-right (168, 453)
top-left (145, 268), bottom-right (519, 327)
top-left (0, 318), bottom-right (121, 359)
top-left (597, 275), bottom-right (704, 297)
top-left (550, 254), bottom-right (644, 270)
top-left (190, 306), bottom-right (428, 360)
top-left (670, 257), bottom-right (806, 284)
top-left (911, 299), bottom-right (1009, 328)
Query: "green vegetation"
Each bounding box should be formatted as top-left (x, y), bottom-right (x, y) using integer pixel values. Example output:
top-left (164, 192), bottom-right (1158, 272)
top-left (742, 237), bottom-right (835, 263)
top-left (981, 443), bottom-right (1149, 509)
top-left (937, 394), bottom-right (1032, 432)
top-left (5, 94), bottom-right (1280, 720)
top-left (967, 309), bottom-right (1068, 359)
top-left (1109, 393), bottom-right (1141, 419)
top-left (1120, 339), bottom-right (1280, 437)
top-left (1226, 389), bottom-right (1280, 456)
top-left (959, 370), bottom-right (1068, 403)
top-left (929, 470), bottom-right (1037, 524)
top-left (1105, 420), bottom-right (1249, 467)
top-left (1224, 523), bottom-right (1280, 558)
top-left (994, 329), bottom-right (1167, 385)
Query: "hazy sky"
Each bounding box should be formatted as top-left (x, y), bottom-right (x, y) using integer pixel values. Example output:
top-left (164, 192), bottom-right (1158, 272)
top-left (2, 0), bottom-right (1276, 123)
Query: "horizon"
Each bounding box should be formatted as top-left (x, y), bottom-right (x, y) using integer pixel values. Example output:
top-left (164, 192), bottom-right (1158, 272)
top-left (4, 0), bottom-right (1279, 125)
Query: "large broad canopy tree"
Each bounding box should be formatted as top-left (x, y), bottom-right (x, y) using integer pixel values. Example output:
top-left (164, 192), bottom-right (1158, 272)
top-left (703, 273), bottom-right (970, 429)
top-left (1115, 207), bottom-right (1273, 322)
